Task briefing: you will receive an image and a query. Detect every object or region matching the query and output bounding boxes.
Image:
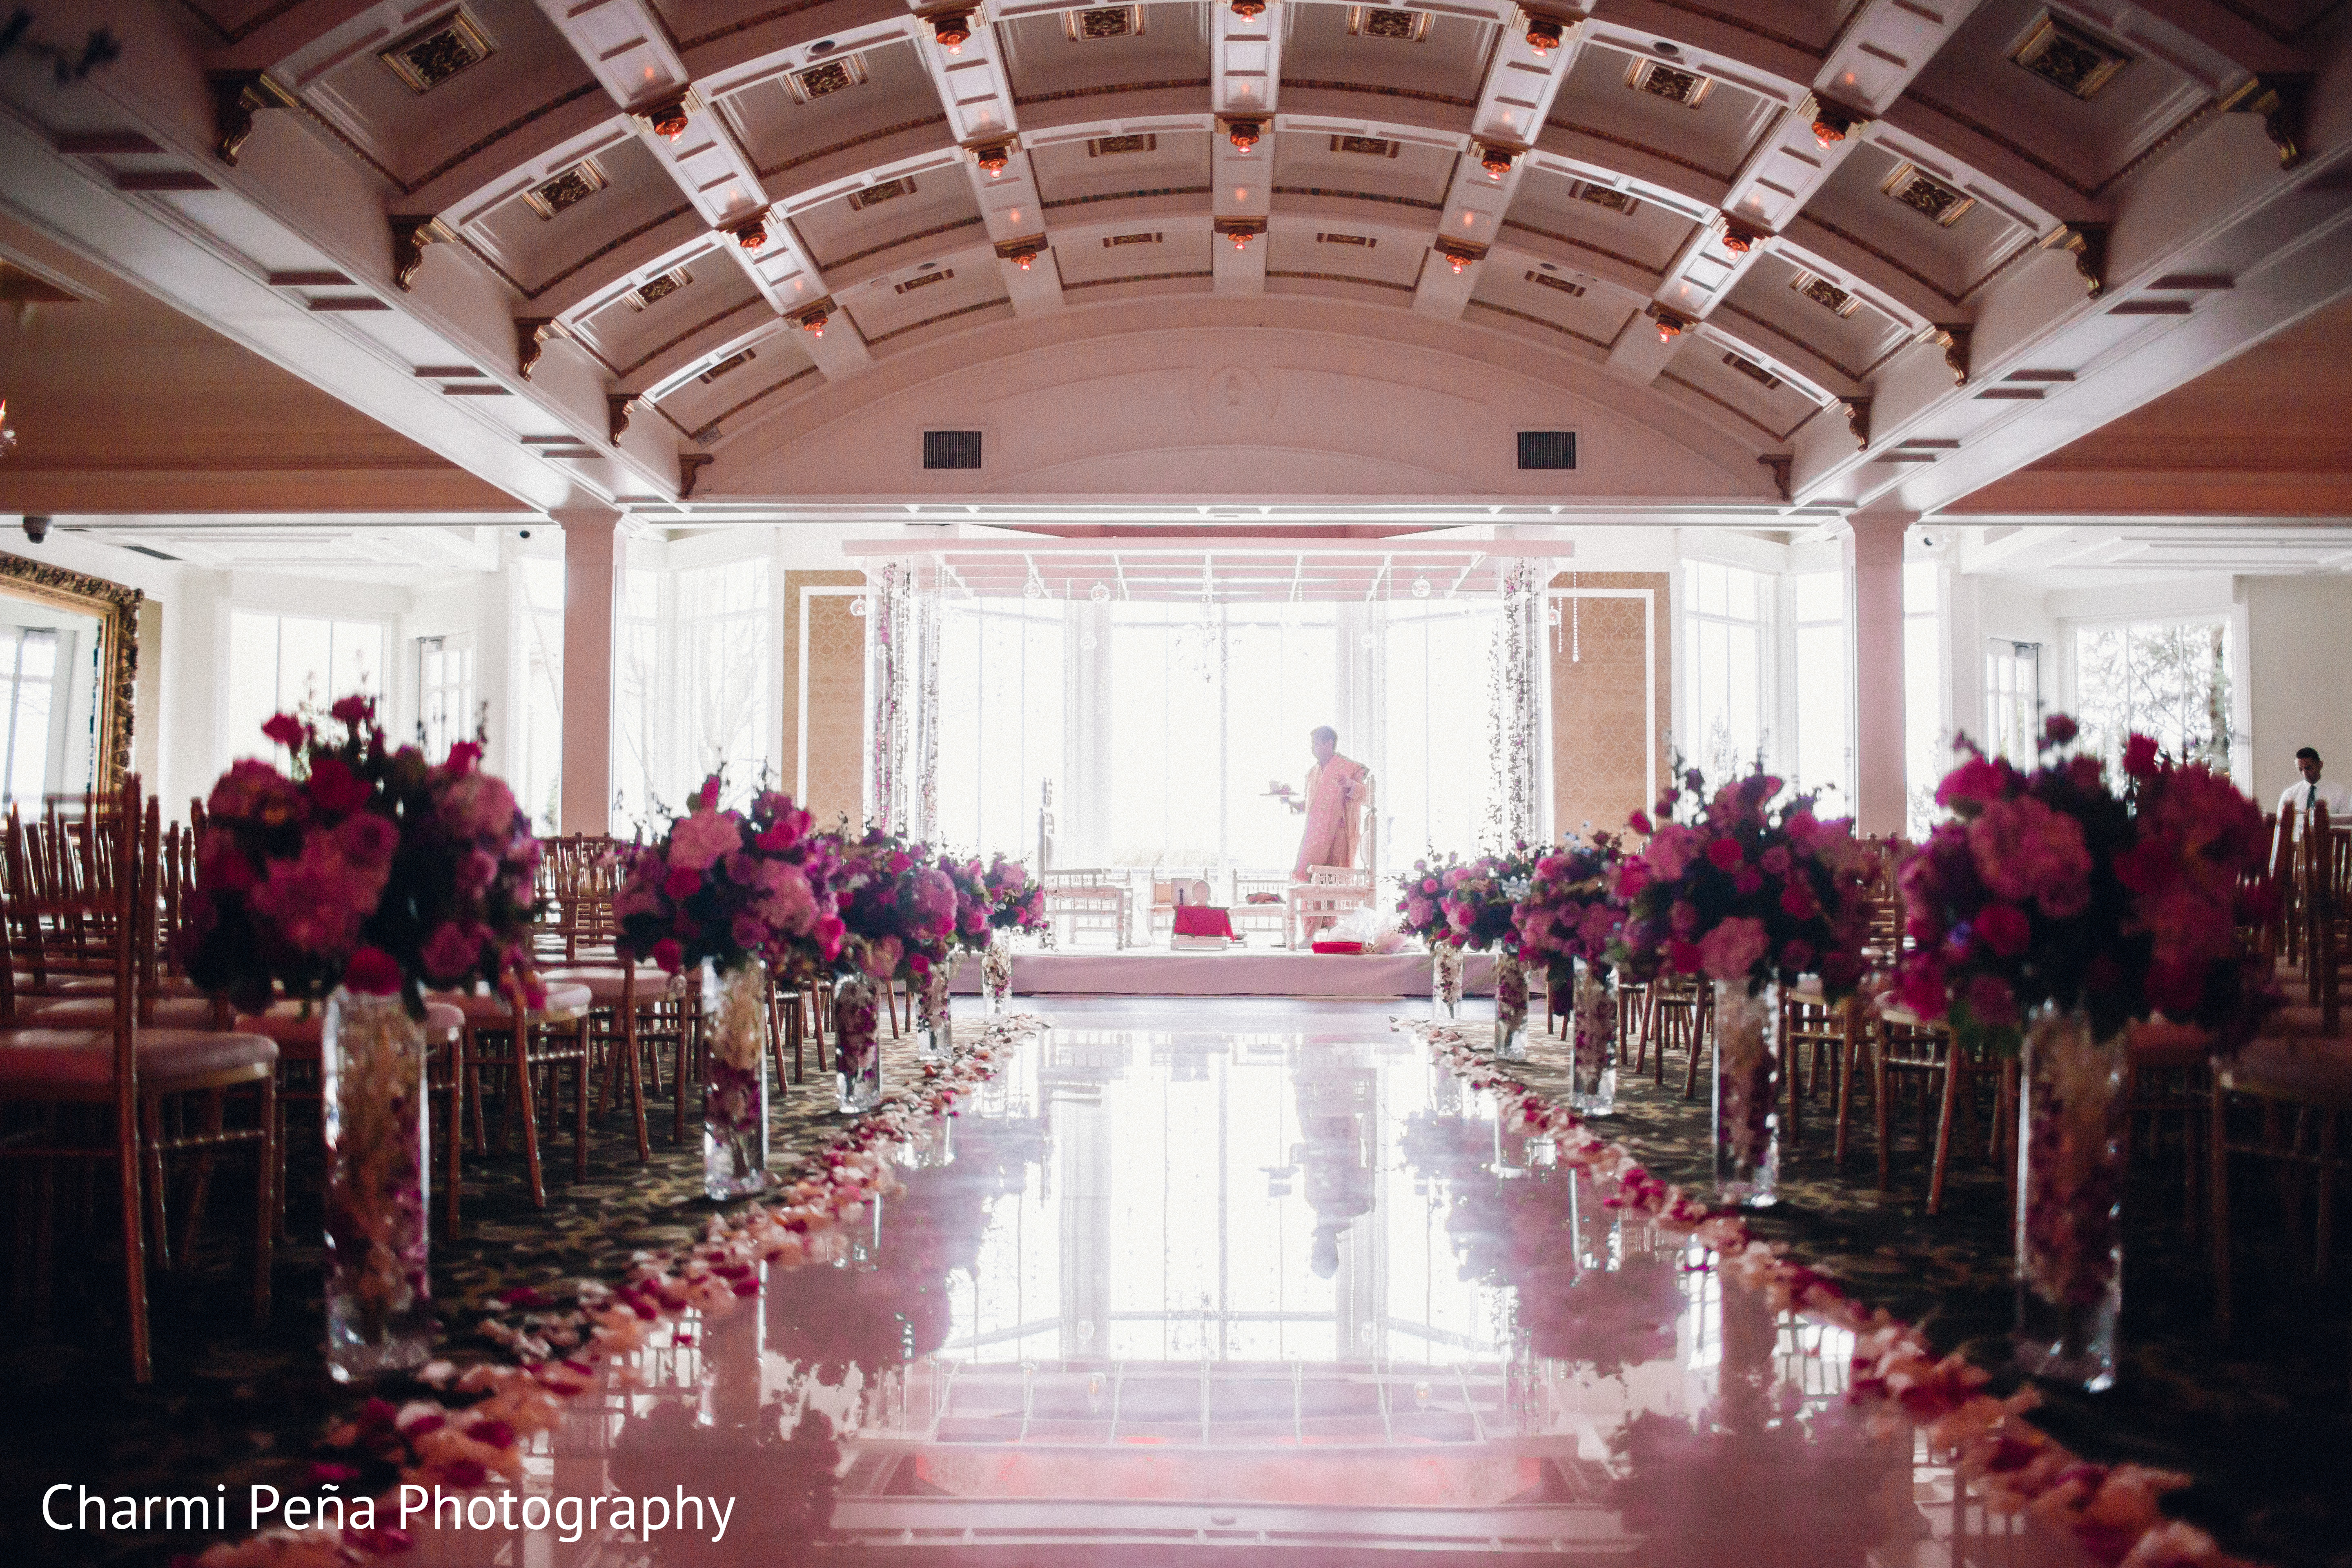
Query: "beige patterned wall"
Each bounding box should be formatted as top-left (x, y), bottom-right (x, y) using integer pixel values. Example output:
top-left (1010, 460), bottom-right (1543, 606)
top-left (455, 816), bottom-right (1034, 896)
top-left (783, 571), bottom-right (869, 830)
top-left (1549, 572), bottom-right (1672, 844)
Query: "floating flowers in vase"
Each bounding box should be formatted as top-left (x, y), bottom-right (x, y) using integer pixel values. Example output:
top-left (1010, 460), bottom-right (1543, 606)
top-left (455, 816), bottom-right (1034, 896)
top-left (1513, 834), bottom-right (1627, 1115)
top-left (1397, 852), bottom-right (1470, 1022)
top-left (980, 853), bottom-right (1046, 1015)
top-left (616, 776), bottom-right (844, 1201)
top-left (1611, 763), bottom-right (1870, 1207)
top-left (826, 829), bottom-right (960, 1113)
top-left (1435, 847), bottom-right (1542, 1058)
top-left (183, 697), bottom-right (541, 1380)
top-left (1893, 717), bottom-right (2276, 1389)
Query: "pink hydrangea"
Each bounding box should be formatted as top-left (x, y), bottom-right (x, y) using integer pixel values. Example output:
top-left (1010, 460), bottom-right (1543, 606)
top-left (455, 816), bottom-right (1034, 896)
top-left (1968, 795), bottom-right (2093, 918)
top-left (665, 806), bottom-right (742, 875)
top-left (1697, 915), bottom-right (1769, 983)
top-left (437, 772), bottom-right (520, 842)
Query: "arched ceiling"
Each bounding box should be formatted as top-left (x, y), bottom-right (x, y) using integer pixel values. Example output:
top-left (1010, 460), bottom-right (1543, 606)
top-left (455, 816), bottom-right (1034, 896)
top-left (3, 0), bottom-right (2348, 521)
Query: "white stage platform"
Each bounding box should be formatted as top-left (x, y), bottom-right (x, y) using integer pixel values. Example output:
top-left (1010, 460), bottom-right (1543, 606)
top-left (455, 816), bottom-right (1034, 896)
top-left (949, 947), bottom-right (1499, 998)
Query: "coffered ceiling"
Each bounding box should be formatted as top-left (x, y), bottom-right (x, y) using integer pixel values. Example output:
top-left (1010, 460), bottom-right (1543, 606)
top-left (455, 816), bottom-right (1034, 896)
top-left (0, 0), bottom-right (2347, 523)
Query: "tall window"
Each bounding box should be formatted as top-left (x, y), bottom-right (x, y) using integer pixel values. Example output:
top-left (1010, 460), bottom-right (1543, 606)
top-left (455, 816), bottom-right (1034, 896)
top-left (1791, 570), bottom-right (1849, 813)
top-left (417, 635), bottom-right (474, 760)
top-left (2073, 618), bottom-right (2232, 774)
top-left (1681, 561), bottom-right (1768, 784)
top-left (0, 628), bottom-right (61, 806)
top-left (1904, 563), bottom-right (1945, 837)
top-left (934, 597), bottom-right (1065, 860)
top-left (614, 559), bottom-right (776, 836)
top-left (225, 611), bottom-right (384, 762)
top-left (517, 559), bottom-right (564, 835)
top-left (1382, 598), bottom-right (1497, 860)
top-left (1984, 641), bottom-right (2041, 763)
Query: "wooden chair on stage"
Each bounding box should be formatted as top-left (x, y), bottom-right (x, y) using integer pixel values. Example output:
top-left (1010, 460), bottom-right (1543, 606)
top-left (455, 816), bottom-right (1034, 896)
top-left (1229, 869), bottom-right (1291, 945)
top-left (1288, 866), bottom-right (1374, 948)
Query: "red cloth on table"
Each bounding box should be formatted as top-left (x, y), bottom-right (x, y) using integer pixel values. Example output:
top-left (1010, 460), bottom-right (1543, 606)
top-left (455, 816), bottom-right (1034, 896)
top-left (1172, 905), bottom-right (1236, 939)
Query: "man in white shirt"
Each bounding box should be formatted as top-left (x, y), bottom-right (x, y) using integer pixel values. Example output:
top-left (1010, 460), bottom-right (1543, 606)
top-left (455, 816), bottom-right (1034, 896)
top-left (2277, 746), bottom-right (2351, 831)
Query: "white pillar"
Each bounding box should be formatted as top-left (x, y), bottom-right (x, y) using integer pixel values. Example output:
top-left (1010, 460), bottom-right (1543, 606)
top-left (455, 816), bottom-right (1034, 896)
top-left (1849, 512), bottom-right (1911, 838)
top-left (557, 508), bottom-right (619, 835)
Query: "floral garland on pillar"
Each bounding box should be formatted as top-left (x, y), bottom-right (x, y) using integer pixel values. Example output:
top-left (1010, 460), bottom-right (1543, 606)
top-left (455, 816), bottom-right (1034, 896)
top-left (1488, 557), bottom-right (1547, 846)
top-left (866, 562), bottom-right (917, 831)
top-left (914, 566), bottom-right (942, 842)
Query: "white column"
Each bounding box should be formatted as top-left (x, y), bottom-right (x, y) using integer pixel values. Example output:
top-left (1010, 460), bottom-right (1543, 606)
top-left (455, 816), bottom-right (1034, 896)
top-left (556, 508), bottom-right (619, 835)
top-left (1848, 512), bottom-right (1912, 838)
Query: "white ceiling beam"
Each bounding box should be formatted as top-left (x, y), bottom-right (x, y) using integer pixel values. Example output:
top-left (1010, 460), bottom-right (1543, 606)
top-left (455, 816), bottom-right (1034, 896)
top-left (1212, 1), bottom-right (1285, 119)
top-left (906, 13), bottom-right (1062, 316)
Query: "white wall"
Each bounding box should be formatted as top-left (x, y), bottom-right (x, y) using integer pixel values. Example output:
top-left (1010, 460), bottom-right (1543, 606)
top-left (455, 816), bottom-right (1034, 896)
top-left (2243, 577), bottom-right (2352, 808)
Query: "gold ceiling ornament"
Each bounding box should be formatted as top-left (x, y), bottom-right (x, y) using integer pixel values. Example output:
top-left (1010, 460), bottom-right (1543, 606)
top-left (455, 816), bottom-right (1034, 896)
top-left (1645, 303), bottom-right (1690, 343)
top-left (931, 12), bottom-right (976, 52)
top-left (630, 91), bottom-right (702, 140)
top-left (1838, 395), bottom-right (1872, 450)
top-left (628, 267), bottom-right (692, 310)
top-left (792, 300), bottom-right (835, 337)
top-left (0, 552), bottom-right (139, 792)
top-left (969, 140), bottom-right (1017, 177)
top-left (2223, 74), bottom-right (2313, 171)
top-left (1065, 5), bottom-right (1144, 39)
top-left (1225, 118), bottom-right (1264, 153)
top-left (1432, 235), bottom-right (1488, 275)
top-left (1087, 133), bottom-right (1156, 156)
top-left (995, 236), bottom-right (1050, 271)
top-left (1347, 7), bottom-right (1430, 42)
top-left (388, 215), bottom-right (454, 292)
top-left (786, 54), bottom-right (868, 102)
top-left (2040, 221), bottom-right (2108, 298)
top-left (206, 70), bottom-right (295, 166)
top-left (1804, 93), bottom-right (1868, 150)
top-left (847, 177), bottom-right (916, 210)
top-left (1232, 0), bottom-right (1267, 18)
top-left (521, 158), bottom-right (607, 220)
top-left (728, 212), bottom-right (771, 252)
top-left (2009, 12), bottom-right (2132, 100)
top-left (1625, 57), bottom-right (1711, 108)
top-left (1476, 143), bottom-right (1519, 178)
top-left (607, 393), bottom-right (638, 446)
top-left (1789, 267), bottom-right (1860, 316)
top-left (1570, 180), bottom-right (1637, 215)
top-left (378, 7), bottom-right (496, 94)
top-left (1880, 161), bottom-right (1976, 227)
top-left (1523, 14), bottom-right (1568, 52)
top-left (677, 452), bottom-right (715, 501)
top-left (1758, 454), bottom-right (1793, 502)
top-left (1719, 217), bottom-right (1766, 254)
top-left (1927, 323), bottom-right (1972, 387)
top-left (514, 316), bottom-right (560, 380)
top-left (1722, 351), bottom-right (1781, 390)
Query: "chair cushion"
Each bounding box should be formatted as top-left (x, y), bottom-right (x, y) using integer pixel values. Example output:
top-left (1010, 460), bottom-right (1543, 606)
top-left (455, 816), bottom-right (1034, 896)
top-left (2222, 1035), bottom-right (2352, 1109)
top-left (428, 984), bottom-right (593, 1025)
top-left (24, 995), bottom-right (219, 1029)
top-left (541, 966), bottom-right (678, 1005)
top-left (2126, 1019), bottom-right (2215, 1068)
top-left (48, 973), bottom-right (203, 999)
top-left (234, 1000), bottom-right (465, 1049)
top-left (0, 1028), bottom-right (277, 1094)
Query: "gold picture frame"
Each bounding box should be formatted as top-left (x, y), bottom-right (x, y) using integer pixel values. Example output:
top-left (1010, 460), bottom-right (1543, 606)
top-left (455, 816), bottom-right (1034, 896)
top-left (0, 550), bottom-right (139, 794)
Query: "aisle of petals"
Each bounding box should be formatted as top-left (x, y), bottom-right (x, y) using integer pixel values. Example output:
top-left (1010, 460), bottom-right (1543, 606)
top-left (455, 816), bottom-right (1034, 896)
top-left (1399, 1017), bottom-right (2248, 1568)
top-left (189, 1011), bottom-right (1051, 1568)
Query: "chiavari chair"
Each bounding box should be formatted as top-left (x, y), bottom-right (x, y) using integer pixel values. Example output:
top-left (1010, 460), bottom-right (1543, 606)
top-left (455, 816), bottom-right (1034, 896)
top-left (0, 776), bottom-right (279, 1380)
top-left (431, 974), bottom-right (596, 1210)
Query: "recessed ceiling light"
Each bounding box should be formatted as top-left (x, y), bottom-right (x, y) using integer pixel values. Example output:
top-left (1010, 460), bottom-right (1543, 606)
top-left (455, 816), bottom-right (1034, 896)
top-left (808, 38), bottom-right (836, 54)
top-left (1538, 261), bottom-right (1558, 272)
top-left (1653, 40), bottom-right (1680, 55)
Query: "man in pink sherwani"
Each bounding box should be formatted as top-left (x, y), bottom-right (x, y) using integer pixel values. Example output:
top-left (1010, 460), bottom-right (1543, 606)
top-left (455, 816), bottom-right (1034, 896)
top-left (1291, 726), bottom-right (1368, 880)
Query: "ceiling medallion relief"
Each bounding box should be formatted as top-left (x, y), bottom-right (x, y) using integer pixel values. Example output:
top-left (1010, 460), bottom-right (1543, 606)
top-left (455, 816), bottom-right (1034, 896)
top-left (1104, 232), bottom-right (1163, 245)
top-left (2008, 13), bottom-right (2131, 101)
top-left (630, 269), bottom-right (691, 310)
top-left (1065, 6), bottom-right (1144, 40)
top-left (1724, 352), bottom-right (1781, 390)
top-left (1087, 134), bottom-right (1158, 156)
top-left (1526, 270), bottom-right (1585, 296)
top-left (1570, 181), bottom-right (1639, 216)
top-left (1880, 162), bottom-right (1976, 227)
top-left (697, 348), bottom-right (756, 383)
top-left (1626, 59), bottom-right (1713, 109)
top-left (1332, 136), bottom-right (1399, 157)
top-left (1346, 8), bottom-right (1431, 42)
top-left (378, 7), bottom-right (496, 94)
top-left (788, 55), bottom-right (869, 102)
top-left (848, 177), bottom-right (917, 211)
top-left (895, 267), bottom-right (956, 292)
top-left (1319, 232), bottom-right (1377, 247)
top-left (1790, 268), bottom-right (1860, 316)
top-left (521, 158), bottom-right (607, 220)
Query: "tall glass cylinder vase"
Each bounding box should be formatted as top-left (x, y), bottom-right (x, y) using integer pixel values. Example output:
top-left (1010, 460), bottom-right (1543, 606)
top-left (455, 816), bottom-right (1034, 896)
top-left (322, 986), bottom-right (432, 1381)
top-left (833, 973), bottom-right (885, 1115)
top-left (1493, 952), bottom-right (1530, 1061)
top-left (2015, 1005), bottom-right (2127, 1391)
top-left (1432, 945), bottom-right (1466, 1023)
top-left (1570, 960), bottom-right (1618, 1116)
top-left (916, 959), bottom-right (955, 1060)
top-left (702, 959), bottom-right (771, 1201)
top-left (981, 930), bottom-right (1014, 1016)
top-left (1711, 979), bottom-right (1780, 1207)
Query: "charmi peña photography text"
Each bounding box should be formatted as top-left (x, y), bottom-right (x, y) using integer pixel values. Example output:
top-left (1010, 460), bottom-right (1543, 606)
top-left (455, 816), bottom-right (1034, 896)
top-left (41, 1483), bottom-right (740, 1545)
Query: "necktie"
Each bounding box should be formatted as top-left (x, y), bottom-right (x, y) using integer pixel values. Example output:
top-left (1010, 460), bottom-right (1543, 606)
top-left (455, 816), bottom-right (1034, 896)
top-left (2311, 784), bottom-right (2319, 812)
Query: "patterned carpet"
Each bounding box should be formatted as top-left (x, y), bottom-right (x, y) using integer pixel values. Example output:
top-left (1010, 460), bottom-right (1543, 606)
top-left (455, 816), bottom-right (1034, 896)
top-left (4, 996), bottom-right (2348, 1568)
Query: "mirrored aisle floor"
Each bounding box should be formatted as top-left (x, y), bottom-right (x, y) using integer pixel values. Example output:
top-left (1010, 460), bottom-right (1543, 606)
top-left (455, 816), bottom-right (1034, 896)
top-left (408, 1002), bottom-right (2077, 1568)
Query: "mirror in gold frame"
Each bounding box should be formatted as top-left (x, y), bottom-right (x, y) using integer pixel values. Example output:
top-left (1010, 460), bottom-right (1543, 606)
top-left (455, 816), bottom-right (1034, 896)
top-left (0, 549), bottom-right (139, 803)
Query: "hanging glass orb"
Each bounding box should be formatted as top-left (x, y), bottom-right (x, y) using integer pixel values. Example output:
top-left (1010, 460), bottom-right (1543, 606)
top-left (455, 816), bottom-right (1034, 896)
top-left (1090, 582), bottom-right (1111, 602)
top-left (1359, 631), bottom-right (1376, 649)
top-left (1023, 579), bottom-right (1044, 601)
top-left (1412, 576), bottom-right (1431, 599)
top-left (1546, 605), bottom-right (1562, 626)
top-left (850, 596), bottom-right (869, 618)
top-left (1080, 634), bottom-right (1098, 650)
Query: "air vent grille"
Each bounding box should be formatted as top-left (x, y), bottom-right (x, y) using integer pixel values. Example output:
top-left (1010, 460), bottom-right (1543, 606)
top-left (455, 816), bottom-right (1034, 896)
top-left (1516, 431), bottom-right (1577, 470)
top-left (924, 430), bottom-right (983, 470)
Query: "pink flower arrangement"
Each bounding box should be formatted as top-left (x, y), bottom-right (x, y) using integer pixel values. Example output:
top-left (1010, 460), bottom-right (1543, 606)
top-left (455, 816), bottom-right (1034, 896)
top-left (981, 853), bottom-right (1048, 935)
top-left (1433, 846), bottom-right (1543, 954)
top-left (1510, 833), bottom-right (1626, 991)
top-left (931, 851), bottom-right (997, 954)
top-left (1395, 852), bottom-right (1470, 946)
top-left (825, 828), bottom-right (959, 981)
top-left (183, 697), bottom-right (541, 1011)
top-left (1611, 764), bottom-right (1871, 1000)
top-left (1891, 717), bottom-right (2278, 1052)
top-left (614, 776), bottom-right (844, 987)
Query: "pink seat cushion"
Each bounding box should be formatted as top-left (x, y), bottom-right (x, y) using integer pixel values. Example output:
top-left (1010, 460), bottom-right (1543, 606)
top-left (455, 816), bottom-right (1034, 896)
top-left (2223, 1034), bottom-right (2352, 1108)
top-left (235, 999), bottom-right (465, 1049)
top-left (0, 1028), bottom-right (277, 1094)
top-left (428, 984), bottom-right (594, 1025)
top-left (541, 966), bottom-right (676, 1005)
top-left (49, 973), bottom-right (204, 999)
top-left (25, 995), bottom-right (218, 1029)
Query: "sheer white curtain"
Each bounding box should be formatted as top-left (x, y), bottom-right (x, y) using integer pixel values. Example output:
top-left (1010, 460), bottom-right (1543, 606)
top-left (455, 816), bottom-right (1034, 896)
top-left (933, 597), bottom-right (1066, 860)
top-left (612, 557), bottom-right (775, 837)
